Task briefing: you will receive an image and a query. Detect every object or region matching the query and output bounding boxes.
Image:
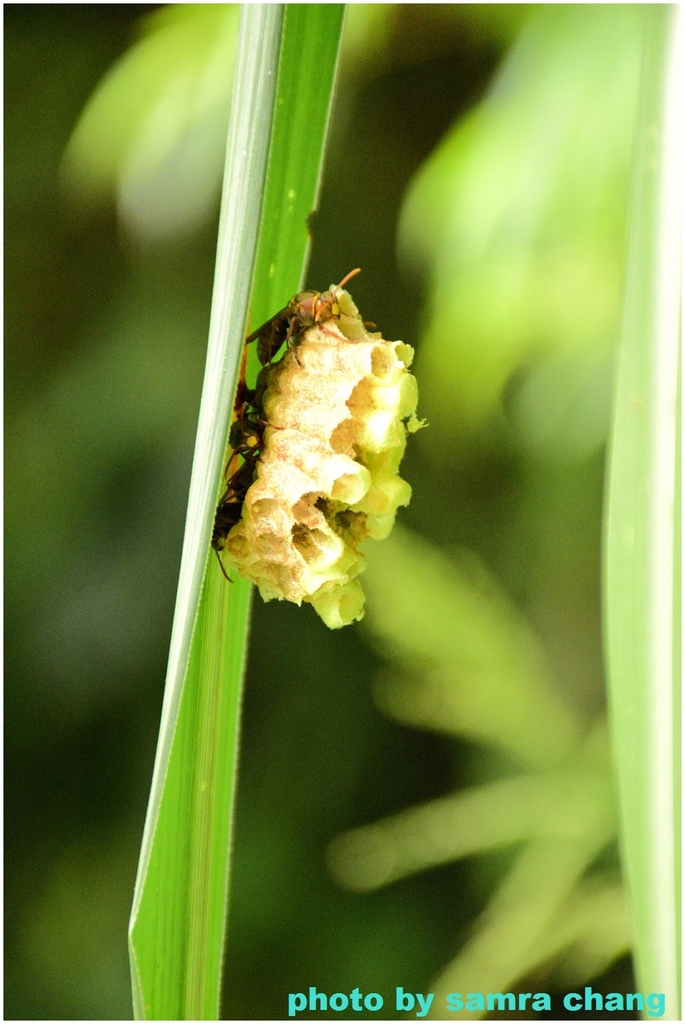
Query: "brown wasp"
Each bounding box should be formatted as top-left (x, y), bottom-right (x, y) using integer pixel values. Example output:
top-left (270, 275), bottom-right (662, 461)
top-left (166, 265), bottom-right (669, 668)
top-left (245, 267), bottom-right (361, 365)
top-left (211, 366), bottom-right (267, 581)
top-left (211, 458), bottom-right (258, 581)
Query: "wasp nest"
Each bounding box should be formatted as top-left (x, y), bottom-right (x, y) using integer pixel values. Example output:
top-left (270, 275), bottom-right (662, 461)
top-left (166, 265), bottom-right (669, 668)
top-left (224, 289), bottom-right (423, 628)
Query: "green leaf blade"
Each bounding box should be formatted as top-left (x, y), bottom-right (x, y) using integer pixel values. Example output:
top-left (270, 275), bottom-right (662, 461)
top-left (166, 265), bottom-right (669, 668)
top-left (251, 3), bottom-right (345, 321)
top-left (603, 5), bottom-right (681, 1013)
top-left (128, 4), bottom-right (346, 1019)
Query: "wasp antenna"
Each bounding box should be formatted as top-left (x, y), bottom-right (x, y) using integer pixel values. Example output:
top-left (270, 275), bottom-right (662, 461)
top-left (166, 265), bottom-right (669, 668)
top-left (215, 548), bottom-right (233, 583)
top-left (333, 267), bottom-right (361, 295)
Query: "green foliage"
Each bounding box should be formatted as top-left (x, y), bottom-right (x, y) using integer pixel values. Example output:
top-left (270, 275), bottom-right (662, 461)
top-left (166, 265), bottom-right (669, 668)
top-left (321, 5), bottom-right (677, 1016)
top-left (128, 5), bottom-right (345, 1019)
top-left (63, 4), bottom-right (240, 240)
top-left (604, 6), bottom-right (681, 1009)
top-left (362, 528), bottom-right (582, 768)
top-left (5, 4), bottom-right (677, 1019)
top-left (401, 6), bottom-right (641, 443)
top-left (331, 529), bottom-right (628, 1012)
top-left (128, 7), bottom-right (283, 1017)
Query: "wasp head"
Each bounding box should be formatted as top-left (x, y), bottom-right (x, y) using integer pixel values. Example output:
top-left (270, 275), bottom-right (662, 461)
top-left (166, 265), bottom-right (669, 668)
top-left (291, 289), bottom-right (320, 328)
top-left (315, 268), bottom-right (361, 326)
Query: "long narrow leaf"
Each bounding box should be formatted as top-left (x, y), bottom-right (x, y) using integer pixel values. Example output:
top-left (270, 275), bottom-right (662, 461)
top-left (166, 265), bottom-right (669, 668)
top-left (603, 5), bottom-right (681, 1013)
top-left (128, 8), bottom-right (283, 1018)
top-left (128, 4), bottom-right (346, 1019)
top-left (249, 3), bottom-right (346, 329)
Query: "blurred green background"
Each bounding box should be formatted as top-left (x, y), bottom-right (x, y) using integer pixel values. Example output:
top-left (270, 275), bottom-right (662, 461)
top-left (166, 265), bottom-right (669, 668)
top-left (5, 5), bottom-right (646, 1019)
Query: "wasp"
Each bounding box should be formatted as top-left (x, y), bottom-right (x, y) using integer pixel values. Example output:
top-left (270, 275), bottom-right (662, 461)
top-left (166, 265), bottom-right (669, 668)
top-left (245, 267), bottom-right (361, 365)
top-left (211, 358), bottom-right (268, 581)
top-left (211, 458), bottom-right (257, 581)
top-left (228, 413), bottom-right (264, 460)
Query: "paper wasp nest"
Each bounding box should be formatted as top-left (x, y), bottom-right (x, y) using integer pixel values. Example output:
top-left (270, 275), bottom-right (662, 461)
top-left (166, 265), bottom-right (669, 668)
top-left (224, 289), bottom-right (423, 629)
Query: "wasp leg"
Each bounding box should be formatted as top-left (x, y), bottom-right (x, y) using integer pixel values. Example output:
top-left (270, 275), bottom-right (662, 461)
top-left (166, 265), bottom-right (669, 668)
top-left (214, 548), bottom-right (233, 582)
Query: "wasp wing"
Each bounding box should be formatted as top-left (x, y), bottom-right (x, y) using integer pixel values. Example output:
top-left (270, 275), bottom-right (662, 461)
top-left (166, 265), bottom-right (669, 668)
top-left (245, 305), bottom-right (291, 345)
